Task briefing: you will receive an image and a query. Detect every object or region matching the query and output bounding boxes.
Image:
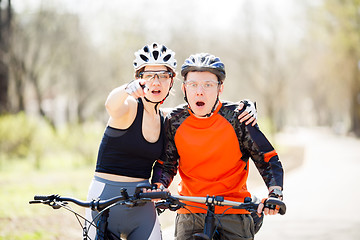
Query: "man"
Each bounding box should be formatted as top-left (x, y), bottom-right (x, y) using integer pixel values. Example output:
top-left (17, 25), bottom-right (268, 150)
top-left (157, 53), bottom-right (284, 240)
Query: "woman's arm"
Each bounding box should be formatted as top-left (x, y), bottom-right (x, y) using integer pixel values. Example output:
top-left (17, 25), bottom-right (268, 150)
top-left (105, 84), bottom-right (134, 119)
top-left (105, 80), bottom-right (145, 128)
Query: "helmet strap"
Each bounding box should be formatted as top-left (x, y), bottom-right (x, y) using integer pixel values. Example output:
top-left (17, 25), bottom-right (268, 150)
top-left (203, 96), bottom-right (219, 117)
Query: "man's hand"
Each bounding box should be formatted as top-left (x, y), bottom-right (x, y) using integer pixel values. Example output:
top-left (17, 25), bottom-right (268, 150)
top-left (238, 100), bottom-right (257, 126)
top-left (257, 187), bottom-right (283, 216)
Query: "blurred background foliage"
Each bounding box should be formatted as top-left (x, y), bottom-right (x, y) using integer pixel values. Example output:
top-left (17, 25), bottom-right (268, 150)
top-left (0, 0), bottom-right (359, 137)
top-left (0, 0), bottom-right (360, 239)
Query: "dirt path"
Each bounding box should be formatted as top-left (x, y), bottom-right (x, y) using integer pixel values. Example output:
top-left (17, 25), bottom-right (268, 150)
top-left (255, 127), bottom-right (360, 240)
top-left (161, 127), bottom-right (360, 239)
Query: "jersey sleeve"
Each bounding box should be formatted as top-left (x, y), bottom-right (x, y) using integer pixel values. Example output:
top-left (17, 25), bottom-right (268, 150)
top-left (158, 116), bottom-right (180, 188)
top-left (240, 123), bottom-right (284, 189)
top-left (150, 159), bottom-right (163, 184)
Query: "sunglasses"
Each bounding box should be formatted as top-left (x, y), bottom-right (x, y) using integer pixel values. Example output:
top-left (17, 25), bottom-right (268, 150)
top-left (139, 71), bottom-right (173, 82)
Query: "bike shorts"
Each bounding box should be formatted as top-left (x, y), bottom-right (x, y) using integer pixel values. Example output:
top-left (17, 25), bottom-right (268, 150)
top-left (85, 176), bottom-right (162, 240)
top-left (175, 213), bottom-right (255, 240)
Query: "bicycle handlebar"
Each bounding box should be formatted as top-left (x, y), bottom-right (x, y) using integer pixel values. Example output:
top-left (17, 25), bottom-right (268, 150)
top-left (30, 181), bottom-right (286, 215)
top-left (30, 191), bottom-right (171, 211)
top-left (157, 195), bottom-right (286, 215)
top-left (30, 184), bottom-right (286, 240)
top-left (172, 195), bottom-right (250, 207)
top-left (263, 197), bottom-right (286, 215)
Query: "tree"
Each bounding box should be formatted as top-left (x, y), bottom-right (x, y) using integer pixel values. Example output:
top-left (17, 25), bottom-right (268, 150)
top-left (310, 0), bottom-right (360, 135)
top-left (8, 7), bottom-right (108, 127)
top-left (0, 0), bottom-right (12, 114)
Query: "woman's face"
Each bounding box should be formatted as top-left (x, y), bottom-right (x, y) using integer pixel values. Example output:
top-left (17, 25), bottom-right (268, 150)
top-left (140, 65), bottom-right (173, 103)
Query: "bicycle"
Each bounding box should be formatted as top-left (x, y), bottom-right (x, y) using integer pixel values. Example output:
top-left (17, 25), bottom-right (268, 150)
top-left (155, 194), bottom-right (286, 240)
top-left (29, 183), bottom-right (170, 240)
top-left (30, 182), bottom-right (286, 240)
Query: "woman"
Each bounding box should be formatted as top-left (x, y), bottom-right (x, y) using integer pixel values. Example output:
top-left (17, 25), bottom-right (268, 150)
top-left (85, 43), bottom-right (257, 239)
top-left (85, 42), bottom-right (176, 240)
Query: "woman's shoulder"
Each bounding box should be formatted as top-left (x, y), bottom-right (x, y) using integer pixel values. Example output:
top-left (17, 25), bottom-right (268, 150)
top-left (108, 98), bottom-right (139, 129)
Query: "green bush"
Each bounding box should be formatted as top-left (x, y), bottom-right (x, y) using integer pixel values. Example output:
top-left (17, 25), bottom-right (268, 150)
top-left (0, 112), bottom-right (38, 158)
top-left (57, 122), bottom-right (103, 167)
top-left (0, 113), bottom-right (103, 171)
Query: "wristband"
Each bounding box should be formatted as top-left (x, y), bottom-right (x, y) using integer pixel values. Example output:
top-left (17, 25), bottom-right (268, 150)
top-left (268, 188), bottom-right (283, 200)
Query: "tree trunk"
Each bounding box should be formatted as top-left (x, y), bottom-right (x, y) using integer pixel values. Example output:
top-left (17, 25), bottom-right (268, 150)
top-left (0, 62), bottom-right (9, 113)
top-left (351, 69), bottom-right (360, 136)
top-left (0, 0), bottom-right (12, 114)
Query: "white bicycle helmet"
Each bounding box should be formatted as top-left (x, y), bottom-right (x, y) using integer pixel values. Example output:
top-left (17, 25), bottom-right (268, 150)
top-left (133, 42), bottom-right (177, 72)
top-left (181, 53), bottom-right (226, 82)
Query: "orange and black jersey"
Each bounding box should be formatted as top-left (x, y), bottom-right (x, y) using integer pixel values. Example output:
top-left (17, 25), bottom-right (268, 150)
top-left (159, 101), bottom-right (284, 214)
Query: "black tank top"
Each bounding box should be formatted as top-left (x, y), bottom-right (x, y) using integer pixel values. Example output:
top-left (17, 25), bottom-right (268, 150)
top-left (95, 99), bottom-right (164, 179)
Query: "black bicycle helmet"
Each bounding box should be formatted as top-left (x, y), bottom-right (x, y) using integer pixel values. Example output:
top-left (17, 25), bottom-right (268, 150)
top-left (181, 53), bottom-right (226, 82)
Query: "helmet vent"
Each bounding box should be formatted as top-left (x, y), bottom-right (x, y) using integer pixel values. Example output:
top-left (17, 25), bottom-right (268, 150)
top-left (140, 54), bottom-right (149, 62)
top-left (143, 46), bottom-right (149, 53)
top-left (153, 50), bottom-right (159, 60)
top-left (181, 53), bottom-right (225, 80)
top-left (161, 45), bottom-right (167, 53)
top-left (153, 43), bottom-right (158, 48)
top-left (163, 54), bottom-right (171, 62)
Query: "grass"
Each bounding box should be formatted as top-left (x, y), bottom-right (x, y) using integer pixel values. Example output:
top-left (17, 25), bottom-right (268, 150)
top-left (0, 159), bottom-right (95, 240)
top-left (0, 115), bottom-right (104, 239)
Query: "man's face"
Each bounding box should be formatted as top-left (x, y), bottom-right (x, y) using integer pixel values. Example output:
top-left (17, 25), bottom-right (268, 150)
top-left (182, 71), bottom-right (223, 117)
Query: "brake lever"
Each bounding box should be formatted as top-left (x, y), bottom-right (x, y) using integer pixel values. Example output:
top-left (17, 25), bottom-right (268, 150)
top-left (155, 198), bottom-right (183, 212)
top-left (50, 200), bottom-right (66, 209)
top-left (232, 202), bottom-right (258, 211)
top-left (29, 198), bottom-right (64, 210)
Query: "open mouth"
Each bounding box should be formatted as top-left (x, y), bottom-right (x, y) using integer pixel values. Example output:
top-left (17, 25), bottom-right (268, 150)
top-left (151, 90), bottom-right (161, 94)
top-left (196, 101), bottom-right (205, 107)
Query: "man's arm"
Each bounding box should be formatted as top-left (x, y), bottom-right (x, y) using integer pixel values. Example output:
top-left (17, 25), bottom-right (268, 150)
top-left (157, 117), bottom-right (180, 188)
top-left (242, 123), bottom-right (284, 189)
top-left (240, 123), bottom-right (284, 215)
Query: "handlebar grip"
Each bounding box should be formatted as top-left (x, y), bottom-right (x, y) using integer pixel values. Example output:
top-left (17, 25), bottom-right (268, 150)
top-left (34, 195), bottom-right (55, 201)
top-left (266, 198), bottom-right (286, 215)
top-left (138, 191), bottom-right (170, 200)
